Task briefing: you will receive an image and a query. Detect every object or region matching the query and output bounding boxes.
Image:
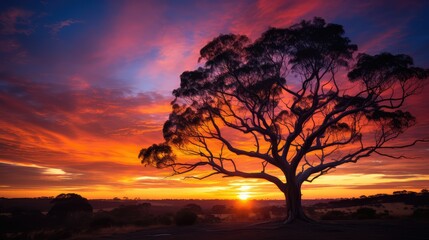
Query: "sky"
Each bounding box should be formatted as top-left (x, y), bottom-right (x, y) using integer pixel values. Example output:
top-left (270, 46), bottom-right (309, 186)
top-left (0, 0), bottom-right (429, 200)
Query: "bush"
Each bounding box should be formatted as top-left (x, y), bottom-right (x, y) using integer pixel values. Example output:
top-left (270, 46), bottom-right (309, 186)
top-left (63, 211), bottom-right (92, 230)
top-left (203, 214), bottom-right (221, 223)
top-left (321, 210), bottom-right (348, 220)
top-left (211, 205), bottom-right (228, 214)
top-left (175, 208), bottom-right (197, 226)
top-left (110, 203), bottom-right (151, 219)
top-left (109, 204), bottom-right (155, 226)
top-left (0, 209), bottom-right (47, 233)
top-left (158, 213), bottom-right (173, 225)
top-left (353, 207), bottom-right (377, 219)
top-left (184, 203), bottom-right (203, 214)
top-left (412, 208), bottom-right (429, 219)
top-left (48, 193), bottom-right (92, 219)
top-left (90, 214), bottom-right (116, 229)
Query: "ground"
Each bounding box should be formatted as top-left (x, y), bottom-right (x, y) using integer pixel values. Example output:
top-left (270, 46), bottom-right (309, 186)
top-left (71, 219), bottom-right (428, 240)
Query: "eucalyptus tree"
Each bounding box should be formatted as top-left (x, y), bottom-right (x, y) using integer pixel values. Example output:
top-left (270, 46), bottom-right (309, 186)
top-left (139, 18), bottom-right (428, 222)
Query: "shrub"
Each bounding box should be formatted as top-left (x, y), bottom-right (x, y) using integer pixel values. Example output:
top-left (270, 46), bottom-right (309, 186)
top-left (1, 209), bottom-right (46, 233)
top-left (109, 203), bottom-right (154, 226)
top-left (203, 214), bottom-right (221, 223)
top-left (321, 210), bottom-right (348, 220)
top-left (211, 205), bottom-right (228, 214)
top-left (412, 208), bottom-right (429, 219)
top-left (175, 208), bottom-right (197, 226)
top-left (184, 203), bottom-right (203, 214)
top-left (353, 207), bottom-right (377, 219)
top-left (90, 214), bottom-right (116, 229)
top-left (158, 213), bottom-right (173, 225)
top-left (110, 203), bottom-right (151, 219)
top-left (48, 193), bottom-right (92, 219)
top-left (63, 211), bottom-right (92, 230)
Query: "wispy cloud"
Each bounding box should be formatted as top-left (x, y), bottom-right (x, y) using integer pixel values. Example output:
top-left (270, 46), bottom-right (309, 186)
top-left (45, 19), bottom-right (83, 35)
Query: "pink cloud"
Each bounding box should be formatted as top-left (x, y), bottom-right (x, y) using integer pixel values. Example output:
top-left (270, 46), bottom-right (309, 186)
top-left (91, 1), bottom-right (167, 65)
top-left (0, 39), bottom-right (20, 52)
top-left (102, 0), bottom-right (328, 92)
top-left (358, 25), bottom-right (406, 54)
top-left (45, 19), bottom-right (83, 35)
top-left (0, 8), bottom-right (33, 35)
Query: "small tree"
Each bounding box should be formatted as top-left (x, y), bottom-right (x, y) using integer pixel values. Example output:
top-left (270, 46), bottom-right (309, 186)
top-left (184, 203), bottom-right (203, 214)
top-left (48, 193), bottom-right (93, 219)
top-left (175, 208), bottom-right (197, 226)
top-left (139, 17), bottom-right (428, 222)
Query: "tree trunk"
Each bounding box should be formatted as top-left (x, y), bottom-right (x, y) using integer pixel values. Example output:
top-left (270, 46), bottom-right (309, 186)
top-left (284, 181), bottom-right (309, 223)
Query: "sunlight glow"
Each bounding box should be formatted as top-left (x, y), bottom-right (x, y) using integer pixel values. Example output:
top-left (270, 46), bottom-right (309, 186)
top-left (43, 168), bottom-right (67, 175)
top-left (238, 192), bottom-right (250, 200)
top-left (237, 185), bottom-right (252, 200)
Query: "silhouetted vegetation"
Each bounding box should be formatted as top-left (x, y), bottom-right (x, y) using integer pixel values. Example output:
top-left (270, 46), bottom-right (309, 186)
top-left (108, 203), bottom-right (154, 226)
top-left (211, 204), bottom-right (229, 214)
top-left (184, 203), bottom-right (203, 214)
top-left (140, 16), bottom-right (429, 223)
top-left (175, 207), bottom-right (198, 226)
top-left (48, 193), bottom-right (92, 219)
top-left (353, 207), bottom-right (377, 219)
top-left (321, 210), bottom-right (348, 220)
top-left (157, 213), bottom-right (174, 225)
top-left (314, 190), bottom-right (429, 209)
top-left (1, 190), bottom-right (428, 239)
top-left (412, 208), bottom-right (429, 219)
top-left (321, 207), bottom-right (382, 220)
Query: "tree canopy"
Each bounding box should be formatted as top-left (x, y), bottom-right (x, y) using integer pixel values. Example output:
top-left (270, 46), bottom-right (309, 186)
top-left (139, 17), bottom-right (428, 222)
top-left (48, 193), bottom-right (93, 218)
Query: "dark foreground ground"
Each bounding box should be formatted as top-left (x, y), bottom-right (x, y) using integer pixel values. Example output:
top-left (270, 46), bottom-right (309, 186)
top-left (74, 219), bottom-right (428, 240)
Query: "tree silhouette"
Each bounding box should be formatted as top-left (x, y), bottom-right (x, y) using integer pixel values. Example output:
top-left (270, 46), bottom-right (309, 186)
top-left (48, 193), bottom-right (93, 218)
top-left (139, 17), bottom-right (428, 222)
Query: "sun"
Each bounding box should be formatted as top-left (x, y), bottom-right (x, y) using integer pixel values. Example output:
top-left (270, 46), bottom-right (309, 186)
top-left (238, 192), bottom-right (249, 201)
top-left (237, 185), bottom-right (251, 201)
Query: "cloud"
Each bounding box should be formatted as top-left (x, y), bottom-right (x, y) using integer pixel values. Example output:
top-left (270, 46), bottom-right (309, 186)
top-left (45, 19), bottom-right (83, 35)
top-left (0, 8), bottom-right (33, 35)
top-left (0, 39), bottom-right (29, 64)
top-left (0, 161), bottom-right (82, 187)
top-left (0, 72), bottom-right (173, 192)
top-left (0, 72), bottom-right (171, 136)
top-left (0, 39), bottom-right (20, 52)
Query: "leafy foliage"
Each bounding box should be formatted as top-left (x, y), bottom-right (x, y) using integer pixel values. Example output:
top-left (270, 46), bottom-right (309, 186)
top-left (139, 143), bottom-right (175, 168)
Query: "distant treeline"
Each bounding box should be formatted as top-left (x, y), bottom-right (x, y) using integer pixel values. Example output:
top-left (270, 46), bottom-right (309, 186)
top-left (0, 193), bottom-right (287, 240)
top-left (314, 189), bottom-right (429, 209)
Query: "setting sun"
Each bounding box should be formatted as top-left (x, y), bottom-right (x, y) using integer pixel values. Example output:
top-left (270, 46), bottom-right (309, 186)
top-left (238, 185), bottom-right (251, 200)
top-left (238, 192), bottom-right (249, 200)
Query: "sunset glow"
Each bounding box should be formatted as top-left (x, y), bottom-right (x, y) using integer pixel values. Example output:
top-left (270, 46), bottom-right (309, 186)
top-left (0, 0), bottom-right (429, 200)
top-left (238, 193), bottom-right (250, 201)
top-left (238, 186), bottom-right (251, 200)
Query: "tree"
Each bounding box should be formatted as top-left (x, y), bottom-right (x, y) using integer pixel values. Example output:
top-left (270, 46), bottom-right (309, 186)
top-left (48, 193), bottom-right (93, 218)
top-left (139, 17), bottom-right (428, 223)
top-left (175, 207), bottom-right (198, 226)
top-left (184, 203), bottom-right (203, 214)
